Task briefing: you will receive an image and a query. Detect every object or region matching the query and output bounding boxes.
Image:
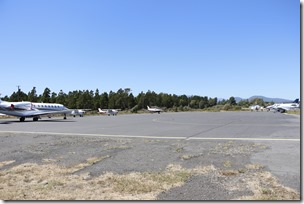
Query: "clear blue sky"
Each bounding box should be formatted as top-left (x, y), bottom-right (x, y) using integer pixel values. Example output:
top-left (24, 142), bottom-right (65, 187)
top-left (0, 0), bottom-right (300, 100)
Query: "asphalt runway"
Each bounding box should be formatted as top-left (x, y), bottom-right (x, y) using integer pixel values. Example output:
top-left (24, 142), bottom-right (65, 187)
top-left (0, 111), bottom-right (301, 200)
top-left (0, 111), bottom-right (300, 141)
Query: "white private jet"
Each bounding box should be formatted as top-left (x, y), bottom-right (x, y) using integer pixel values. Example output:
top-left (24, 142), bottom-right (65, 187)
top-left (98, 108), bottom-right (120, 116)
top-left (266, 99), bottom-right (300, 113)
top-left (147, 106), bottom-right (163, 114)
top-left (0, 99), bottom-right (72, 122)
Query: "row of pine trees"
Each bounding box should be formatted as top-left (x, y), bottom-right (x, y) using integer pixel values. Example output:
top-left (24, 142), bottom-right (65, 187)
top-left (1, 87), bottom-right (270, 112)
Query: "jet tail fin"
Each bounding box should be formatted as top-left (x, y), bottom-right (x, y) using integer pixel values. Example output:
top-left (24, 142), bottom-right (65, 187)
top-left (293, 99), bottom-right (299, 103)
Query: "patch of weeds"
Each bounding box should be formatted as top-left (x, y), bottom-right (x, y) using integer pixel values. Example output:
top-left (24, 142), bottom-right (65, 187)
top-left (45, 180), bottom-right (64, 190)
top-left (176, 147), bottom-right (184, 153)
top-left (180, 153), bottom-right (203, 160)
top-left (70, 155), bottom-right (110, 173)
top-left (237, 171), bottom-right (300, 200)
top-left (245, 164), bottom-right (265, 170)
top-left (220, 170), bottom-right (239, 176)
top-left (261, 188), bottom-right (272, 195)
top-left (211, 141), bottom-right (269, 156)
top-left (145, 171), bottom-right (192, 186)
top-left (238, 168), bottom-right (246, 174)
top-left (223, 160), bottom-right (232, 168)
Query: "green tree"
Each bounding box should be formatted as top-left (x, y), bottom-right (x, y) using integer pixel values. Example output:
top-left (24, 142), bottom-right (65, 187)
top-left (108, 91), bottom-right (116, 109)
top-left (238, 99), bottom-right (250, 107)
top-left (218, 99), bottom-right (227, 105)
top-left (179, 94), bottom-right (189, 107)
top-left (28, 87), bottom-right (38, 102)
top-left (56, 90), bottom-right (66, 105)
top-left (10, 91), bottom-right (28, 101)
top-left (199, 96), bottom-right (208, 109)
top-left (228, 97), bottom-right (237, 106)
top-left (250, 98), bottom-right (265, 106)
top-left (66, 91), bottom-right (78, 109)
top-left (50, 92), bottom-right (57, 103)
top-left (93, 89), bottom-right (101, 110)
top-left (100, 92), bottom-right (109, 109)
top-left (136, 92), bottom-right (145, 109)
top-left (41, 87), bottom-right (51, 103)
top-left (189, 100), bottom-right (197, 108)
top-left (208, 97), bottom-right (217, 107)
top-left (127, 93), bottom-right (136, 109)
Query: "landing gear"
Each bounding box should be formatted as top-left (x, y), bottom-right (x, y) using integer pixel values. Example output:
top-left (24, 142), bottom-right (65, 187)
top-left (19, 117), bottom-right (25, 122)
top-left (33, 117), bottom-right (39, 121)
top-left (64, 114), bottom-right (67, 120)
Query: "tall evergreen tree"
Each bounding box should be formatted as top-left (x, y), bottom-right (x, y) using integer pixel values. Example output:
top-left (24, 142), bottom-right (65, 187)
top-left (28, 87), bottom-right (38, 102)
top-left (41, 87), bottom-right (51, 103)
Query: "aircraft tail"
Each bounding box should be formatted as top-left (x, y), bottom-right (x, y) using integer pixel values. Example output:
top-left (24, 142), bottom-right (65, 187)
top-left (147, 106), bottom-right (150, 109)
top-left (98, 108), bottom-right (102, 112)
top-left (293, 99), bottom-right (299, 103)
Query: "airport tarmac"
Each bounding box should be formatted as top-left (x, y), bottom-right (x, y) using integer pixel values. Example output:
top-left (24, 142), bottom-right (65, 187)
top-left (0, 111), bottom-right (301, 200)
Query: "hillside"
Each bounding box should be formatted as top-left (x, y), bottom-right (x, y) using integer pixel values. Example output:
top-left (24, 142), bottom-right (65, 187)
top-left (233, 96), bottom-right (294, 103)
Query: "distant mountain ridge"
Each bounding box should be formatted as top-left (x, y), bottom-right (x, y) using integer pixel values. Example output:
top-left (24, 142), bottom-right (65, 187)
top-left (233, 96), bottom-right (295, 103)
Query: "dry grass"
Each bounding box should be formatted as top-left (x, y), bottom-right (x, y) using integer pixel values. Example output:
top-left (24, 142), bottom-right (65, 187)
top-left (0, 160), bottom-right (15, 168)
top-left (212, 141), bottom-right (268, 156)
top-left (237, 172), bottom-right (300, 200)
top-left (0, 159), bottom-right (215, 200)
top-left (180, 153), bottom-right (203, 160)
top-left (0, 158), bottom-right (299, 200)
top-left (220, 170), bottom-right (239, 176)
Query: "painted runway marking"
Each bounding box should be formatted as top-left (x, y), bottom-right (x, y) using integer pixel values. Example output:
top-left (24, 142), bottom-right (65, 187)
top-left (0, 131), bottom-right (300, 142)
top-left (152, 118), bottom-right (299, 127)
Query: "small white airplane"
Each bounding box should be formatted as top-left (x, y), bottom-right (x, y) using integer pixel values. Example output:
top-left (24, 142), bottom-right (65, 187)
top-left (250, 105), bottom-right (261, 112)
top-left (0, 99), bottom-right (72, 122)
top-left (147, 106), bottom-right (163, 114)
top-left (266, 99), bottom-right (300, 113)
top-left (98, 108), bottom-right (120, 116)
top-left (71, 109), bottom-right (90, 117)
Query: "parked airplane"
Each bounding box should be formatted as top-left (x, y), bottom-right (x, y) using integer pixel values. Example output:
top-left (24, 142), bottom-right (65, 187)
top-left (71, 109), bottom-right (90, 117)
top-left (147, 106), bottom-right (163, 114)
top-left (266, 99), bottom-right (300, 113)
top-left (98, 108), bottom-right (120, 116)
top-left (0, 99), bottom-right (72, 121)
top-left (250, 105), bottom-right (261, 112)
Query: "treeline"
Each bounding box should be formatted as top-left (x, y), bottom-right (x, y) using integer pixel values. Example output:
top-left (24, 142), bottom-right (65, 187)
top-left (1, 87), bottom-right (272, 112)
